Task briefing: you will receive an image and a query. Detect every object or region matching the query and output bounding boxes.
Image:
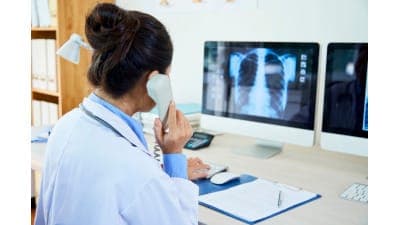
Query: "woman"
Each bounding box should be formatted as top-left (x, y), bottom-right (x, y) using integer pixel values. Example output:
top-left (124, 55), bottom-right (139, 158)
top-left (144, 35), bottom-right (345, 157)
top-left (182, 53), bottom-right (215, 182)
top-left (35, 3), bottom-right (209, 225)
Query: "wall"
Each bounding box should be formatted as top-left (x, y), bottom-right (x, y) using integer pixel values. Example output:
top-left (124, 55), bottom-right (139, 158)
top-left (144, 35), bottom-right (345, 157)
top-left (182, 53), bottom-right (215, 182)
top-left (117, 0), bottom-right (367, 146)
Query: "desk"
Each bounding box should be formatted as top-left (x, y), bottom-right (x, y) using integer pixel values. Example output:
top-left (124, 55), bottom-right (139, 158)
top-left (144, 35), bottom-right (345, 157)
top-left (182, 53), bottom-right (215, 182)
top-left (32, 130), bottom-right (367, 225)
top-left (179, 134), bottom-right (368, 225)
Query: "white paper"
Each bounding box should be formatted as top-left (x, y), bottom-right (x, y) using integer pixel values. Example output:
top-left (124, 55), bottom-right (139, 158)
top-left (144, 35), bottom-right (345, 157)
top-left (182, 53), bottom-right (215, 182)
top-left (199, 179), bottom-right (317, 222)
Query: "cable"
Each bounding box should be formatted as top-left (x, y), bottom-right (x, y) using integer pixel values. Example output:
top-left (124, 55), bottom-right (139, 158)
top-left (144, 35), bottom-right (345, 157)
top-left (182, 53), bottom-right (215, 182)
top-left (153, 143), bottom-right (162, 163)
top-left (138, 112), bottom-right (163, 164)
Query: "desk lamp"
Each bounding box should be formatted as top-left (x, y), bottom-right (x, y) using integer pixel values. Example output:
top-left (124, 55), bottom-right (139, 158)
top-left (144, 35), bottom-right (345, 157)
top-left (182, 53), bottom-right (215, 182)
top-left (56, 33), bottom-right (92, 64)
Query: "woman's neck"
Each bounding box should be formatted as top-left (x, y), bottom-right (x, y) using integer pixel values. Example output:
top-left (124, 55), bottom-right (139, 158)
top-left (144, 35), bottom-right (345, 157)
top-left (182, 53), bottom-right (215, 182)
top-left (93, 89), bottom-right (138, 116)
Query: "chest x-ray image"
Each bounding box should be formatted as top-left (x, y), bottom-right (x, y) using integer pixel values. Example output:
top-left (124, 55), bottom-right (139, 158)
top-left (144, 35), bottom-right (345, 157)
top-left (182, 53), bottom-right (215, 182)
top-left (202, 42), bottom-right (318, 129)
top-left (228, 48), bottom-right (296, 119)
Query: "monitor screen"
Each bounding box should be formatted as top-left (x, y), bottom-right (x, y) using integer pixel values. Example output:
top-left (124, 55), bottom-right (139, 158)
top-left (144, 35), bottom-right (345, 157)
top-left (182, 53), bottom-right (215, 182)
top-left (202, 41), bottom-right (319, 130)
top-left (322, 43), bottom-right (368, 138)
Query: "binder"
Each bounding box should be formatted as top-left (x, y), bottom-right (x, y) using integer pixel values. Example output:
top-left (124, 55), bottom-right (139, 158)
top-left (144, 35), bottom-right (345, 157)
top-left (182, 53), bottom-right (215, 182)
top-left (32, 39), bottom-right (48, 90)
top-left (196, 174), bottom-right (321, 224)
top-left (40, 101), bottom-right (50, 125)
top-left (31, 0), bottom-right (39, 27)
top-left (46, 39), bottom-right (57, 92)
top-left (31, 40), bottom-right (41, 89)
top-left (48, 0), bottom-right (57, 27)
top-left (36, 0), bottom-right (51, 27)
top-left (48, 102), bottom-right (59, 124)
top-left (32, 100), bottom-right (42, 126)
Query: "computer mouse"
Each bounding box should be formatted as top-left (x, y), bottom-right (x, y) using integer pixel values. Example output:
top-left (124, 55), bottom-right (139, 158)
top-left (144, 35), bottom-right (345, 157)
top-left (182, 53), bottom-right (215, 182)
top-left (210, 172), bottom-right (240, 185)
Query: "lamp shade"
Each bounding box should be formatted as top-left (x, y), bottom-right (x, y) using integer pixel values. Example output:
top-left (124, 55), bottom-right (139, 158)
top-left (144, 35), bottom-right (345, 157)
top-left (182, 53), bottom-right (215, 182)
top-left (56, 33), bottom-right (92, 64)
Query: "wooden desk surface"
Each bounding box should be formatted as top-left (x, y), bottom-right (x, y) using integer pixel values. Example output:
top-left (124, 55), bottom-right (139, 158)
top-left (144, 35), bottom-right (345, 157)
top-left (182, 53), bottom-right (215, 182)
top-left (32, 130), bottom-right (368, 225)
top-left (176, 133), bottom-right (368, 225)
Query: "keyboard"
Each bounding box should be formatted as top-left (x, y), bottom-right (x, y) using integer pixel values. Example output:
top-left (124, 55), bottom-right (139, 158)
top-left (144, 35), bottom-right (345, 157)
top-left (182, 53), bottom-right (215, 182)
top-left (206, 162), bottom-right (228, 179)
top-left (340, 183), bottom-right (368, 203)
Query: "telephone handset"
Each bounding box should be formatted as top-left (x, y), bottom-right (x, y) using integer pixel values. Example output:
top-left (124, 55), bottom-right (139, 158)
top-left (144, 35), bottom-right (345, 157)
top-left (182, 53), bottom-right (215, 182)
top-left (146, 74), bottom-right (174, 128)
top-left (146, 74), bottom-right (173, 162)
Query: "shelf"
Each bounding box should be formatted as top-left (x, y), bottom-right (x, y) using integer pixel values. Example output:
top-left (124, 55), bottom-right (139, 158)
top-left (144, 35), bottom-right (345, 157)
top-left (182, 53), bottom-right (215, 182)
top-left (31, 27), bottom-right (57, 39)
top-left (30, 0), bottom-right (114, 117)
top-left (31, 26), bottom-right (57, 32)
top-left (32, 89), bottom-right (59, 104)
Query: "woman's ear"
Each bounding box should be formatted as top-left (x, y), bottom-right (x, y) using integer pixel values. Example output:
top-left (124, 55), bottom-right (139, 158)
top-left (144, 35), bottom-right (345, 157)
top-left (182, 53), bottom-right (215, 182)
top-left (147, 70), bottom-right (159, 81)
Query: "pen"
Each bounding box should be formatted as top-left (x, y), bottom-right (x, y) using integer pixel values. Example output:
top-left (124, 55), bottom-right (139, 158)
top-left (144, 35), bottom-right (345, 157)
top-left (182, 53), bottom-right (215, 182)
top-left (277, 190), bottom-right (282, 208)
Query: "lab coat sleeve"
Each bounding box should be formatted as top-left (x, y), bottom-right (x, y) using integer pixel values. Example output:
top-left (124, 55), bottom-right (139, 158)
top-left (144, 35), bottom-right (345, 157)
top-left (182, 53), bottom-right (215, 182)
top-left (120, 176), bottom-right (199, 225)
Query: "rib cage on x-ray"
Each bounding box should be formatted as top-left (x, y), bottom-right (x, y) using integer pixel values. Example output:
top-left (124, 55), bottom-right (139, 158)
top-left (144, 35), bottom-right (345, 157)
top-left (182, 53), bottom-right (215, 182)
top-left (228, 48), bottom-right (296, 119)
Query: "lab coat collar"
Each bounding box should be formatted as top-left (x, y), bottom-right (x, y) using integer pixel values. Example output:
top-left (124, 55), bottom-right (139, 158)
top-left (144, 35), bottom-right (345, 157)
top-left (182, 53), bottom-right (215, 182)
top-left (82, 97), bottom-right (153, 157)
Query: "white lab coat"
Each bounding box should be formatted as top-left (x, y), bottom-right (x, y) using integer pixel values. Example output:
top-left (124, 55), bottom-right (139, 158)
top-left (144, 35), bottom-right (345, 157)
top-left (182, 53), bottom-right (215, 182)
top-left (35, 97), bottom-right (199, 225)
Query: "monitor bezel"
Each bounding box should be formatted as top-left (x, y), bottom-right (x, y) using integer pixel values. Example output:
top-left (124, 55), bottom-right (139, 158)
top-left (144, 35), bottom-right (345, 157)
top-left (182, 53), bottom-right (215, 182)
top-left (201, 41), bottom-right (320, 131)
top-left (322, 42), bottom-right (368, 138)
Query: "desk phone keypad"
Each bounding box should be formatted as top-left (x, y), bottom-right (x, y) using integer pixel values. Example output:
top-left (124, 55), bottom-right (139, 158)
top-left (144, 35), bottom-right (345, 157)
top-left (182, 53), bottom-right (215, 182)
top-left (186, 138), bottom-right (209, 149)
top-left (340, 183), bottom-right (368, 203)
top-left (184, 132), bottom-right (214, 150)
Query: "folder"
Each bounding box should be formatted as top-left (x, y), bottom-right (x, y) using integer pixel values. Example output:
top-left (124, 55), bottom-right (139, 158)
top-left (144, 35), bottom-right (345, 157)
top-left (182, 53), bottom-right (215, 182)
top-left (196, 175), bottom-right (321, 224)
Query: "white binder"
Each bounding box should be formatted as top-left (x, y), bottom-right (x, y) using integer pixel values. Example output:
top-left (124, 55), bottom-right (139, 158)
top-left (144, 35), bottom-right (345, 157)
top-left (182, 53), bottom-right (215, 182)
top-left (46, 39), bottom-right (57, 92)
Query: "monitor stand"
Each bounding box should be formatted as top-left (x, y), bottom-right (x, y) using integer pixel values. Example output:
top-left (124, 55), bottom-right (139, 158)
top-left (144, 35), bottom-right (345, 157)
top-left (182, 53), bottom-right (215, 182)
top-left (232, 139), bottom-right (282, 158)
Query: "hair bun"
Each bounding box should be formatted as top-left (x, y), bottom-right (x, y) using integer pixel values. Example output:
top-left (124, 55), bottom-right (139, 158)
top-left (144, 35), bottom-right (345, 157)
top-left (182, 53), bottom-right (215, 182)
top-left (85, 3), bottom-right (138, 53)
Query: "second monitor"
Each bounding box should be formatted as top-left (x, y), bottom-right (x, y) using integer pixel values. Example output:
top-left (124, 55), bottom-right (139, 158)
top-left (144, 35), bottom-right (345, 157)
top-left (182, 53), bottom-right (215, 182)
top-left (201, 41), bottom-right (319, 157)
top-left (321, 43), bottom-right (368, 156)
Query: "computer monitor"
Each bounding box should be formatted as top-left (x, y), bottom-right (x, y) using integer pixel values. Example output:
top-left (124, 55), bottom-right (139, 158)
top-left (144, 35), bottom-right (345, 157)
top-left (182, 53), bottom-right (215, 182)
top-left (321, 43), bottom-right (368, 156)
top-left (201, 41), bottom-right (319, 157)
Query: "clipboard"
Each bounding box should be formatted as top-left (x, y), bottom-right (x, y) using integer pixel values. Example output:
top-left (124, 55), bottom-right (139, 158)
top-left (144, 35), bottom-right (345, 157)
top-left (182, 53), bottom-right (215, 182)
top-left (195, 174), bottom-right (321, 224)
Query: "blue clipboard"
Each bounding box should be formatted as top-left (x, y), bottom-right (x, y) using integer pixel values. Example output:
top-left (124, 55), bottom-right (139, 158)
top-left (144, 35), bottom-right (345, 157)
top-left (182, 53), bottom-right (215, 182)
top-left (195, 174), bottom-right (321, 224)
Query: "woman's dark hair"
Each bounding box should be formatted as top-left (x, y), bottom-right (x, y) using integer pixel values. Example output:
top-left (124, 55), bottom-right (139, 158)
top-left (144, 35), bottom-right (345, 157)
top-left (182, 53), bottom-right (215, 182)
top-left (85, 3), bottom-right (173, 98)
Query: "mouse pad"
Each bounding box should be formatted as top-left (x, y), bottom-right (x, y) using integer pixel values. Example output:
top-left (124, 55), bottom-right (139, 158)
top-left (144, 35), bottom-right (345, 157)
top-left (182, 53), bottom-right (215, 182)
top-left (194, 174), bottom-right (257, 195)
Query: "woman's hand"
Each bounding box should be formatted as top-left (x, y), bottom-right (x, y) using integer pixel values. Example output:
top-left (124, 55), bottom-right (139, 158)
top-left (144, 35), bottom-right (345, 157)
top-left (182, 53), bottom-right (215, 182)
top-left (154, 101), bottom-right (193, 154)
top-left (187, 157), bottom-right (210, 180)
